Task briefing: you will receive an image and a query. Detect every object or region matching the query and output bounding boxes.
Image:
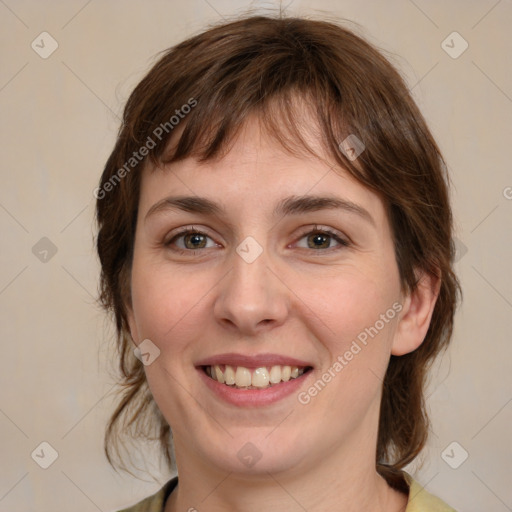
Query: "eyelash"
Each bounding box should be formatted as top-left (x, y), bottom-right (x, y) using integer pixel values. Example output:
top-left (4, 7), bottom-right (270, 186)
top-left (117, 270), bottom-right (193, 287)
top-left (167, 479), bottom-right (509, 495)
top-left (164, 225), bottom-right (350, 255)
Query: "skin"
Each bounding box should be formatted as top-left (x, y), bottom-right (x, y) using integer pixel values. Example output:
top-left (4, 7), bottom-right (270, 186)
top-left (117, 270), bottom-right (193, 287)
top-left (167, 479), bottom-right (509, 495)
top-left (126, 115), bottom-right (439, 512)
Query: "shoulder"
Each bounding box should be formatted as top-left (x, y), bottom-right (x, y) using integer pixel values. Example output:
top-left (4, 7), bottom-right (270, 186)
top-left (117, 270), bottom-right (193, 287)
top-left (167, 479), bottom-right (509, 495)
top-left (115, 477), bottom-right (178, 512)
top-left (403, 472), bottom-right (457, 512)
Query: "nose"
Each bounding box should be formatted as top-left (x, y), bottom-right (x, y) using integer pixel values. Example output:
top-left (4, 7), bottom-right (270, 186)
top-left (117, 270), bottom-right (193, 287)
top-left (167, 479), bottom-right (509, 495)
top-left (213, 241), bottom-right (289, 336)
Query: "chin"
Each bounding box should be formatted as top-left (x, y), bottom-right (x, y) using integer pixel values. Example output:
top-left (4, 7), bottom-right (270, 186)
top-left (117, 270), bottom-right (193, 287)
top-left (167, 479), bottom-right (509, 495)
top-left (202, 429), bottom-right (311, 476)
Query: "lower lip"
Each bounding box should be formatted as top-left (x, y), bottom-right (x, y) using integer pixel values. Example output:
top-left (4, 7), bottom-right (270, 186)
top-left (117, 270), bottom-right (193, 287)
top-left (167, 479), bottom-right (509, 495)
top-left (197, 367), bottom-right (312, 407)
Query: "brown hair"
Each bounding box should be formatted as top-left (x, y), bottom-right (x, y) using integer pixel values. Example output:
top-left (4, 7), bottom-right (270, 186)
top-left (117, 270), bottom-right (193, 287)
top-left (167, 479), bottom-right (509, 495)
top-left (96, 14), bottom-right (461, 487)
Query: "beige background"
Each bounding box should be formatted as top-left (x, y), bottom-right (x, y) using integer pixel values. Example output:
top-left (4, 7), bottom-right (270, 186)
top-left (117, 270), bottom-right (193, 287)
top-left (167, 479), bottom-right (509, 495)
top-left (1, 0), bottom-right (511, 510)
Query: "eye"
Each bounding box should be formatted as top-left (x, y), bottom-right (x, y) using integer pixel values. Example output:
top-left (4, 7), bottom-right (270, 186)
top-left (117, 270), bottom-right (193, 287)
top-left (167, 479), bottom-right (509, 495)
top-left (164, 225), bottom-right (350, 255)
top-left (295, 226), bottom-right (350, 251)
top-left (165, 227), bottom-right (218, 252)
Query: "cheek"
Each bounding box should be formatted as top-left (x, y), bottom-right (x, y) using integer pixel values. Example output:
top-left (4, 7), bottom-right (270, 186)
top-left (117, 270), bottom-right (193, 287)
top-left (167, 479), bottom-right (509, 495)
top-left (129, 262), bottom-right (210, 424)
top-left (301, 272), bottom-right (402, 418)
top-left (306, 264), bottom-right (401, 352)
top-left (130, 262), bottom-right (208, 353)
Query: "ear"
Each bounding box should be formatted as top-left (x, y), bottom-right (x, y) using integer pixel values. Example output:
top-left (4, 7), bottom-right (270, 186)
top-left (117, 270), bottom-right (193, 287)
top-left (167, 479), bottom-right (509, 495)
top-left (125, 302), bottom-right (140, 344)
top-left (120, 265), bottom-right (139, 344)
top-left (392, 270), bottom-right (440, 356)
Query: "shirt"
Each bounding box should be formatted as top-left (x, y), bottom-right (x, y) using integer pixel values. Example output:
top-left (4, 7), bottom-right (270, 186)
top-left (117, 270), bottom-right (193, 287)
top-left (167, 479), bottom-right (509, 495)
top-left (116, 471), bottom-right (457, 512)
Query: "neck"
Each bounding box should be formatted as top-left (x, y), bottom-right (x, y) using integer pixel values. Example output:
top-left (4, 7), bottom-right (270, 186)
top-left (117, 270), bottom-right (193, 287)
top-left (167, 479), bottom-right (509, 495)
top-left (164, 432), bottom-right (408, 512)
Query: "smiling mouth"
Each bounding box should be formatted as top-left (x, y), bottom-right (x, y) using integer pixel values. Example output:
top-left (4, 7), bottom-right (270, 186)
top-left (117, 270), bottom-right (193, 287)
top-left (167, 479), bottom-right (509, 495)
top-left (202, 364), bottom-right (313, 390)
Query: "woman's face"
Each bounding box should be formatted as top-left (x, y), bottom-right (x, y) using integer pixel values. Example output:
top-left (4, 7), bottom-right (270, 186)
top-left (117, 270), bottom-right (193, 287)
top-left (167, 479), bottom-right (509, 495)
top-left (127, 117), bottom-right (407, 477)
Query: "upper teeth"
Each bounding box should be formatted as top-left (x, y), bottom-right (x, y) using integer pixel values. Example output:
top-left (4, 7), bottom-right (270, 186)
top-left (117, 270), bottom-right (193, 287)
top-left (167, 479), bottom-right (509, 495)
top-left (206, 365), bottom-right (305, 388)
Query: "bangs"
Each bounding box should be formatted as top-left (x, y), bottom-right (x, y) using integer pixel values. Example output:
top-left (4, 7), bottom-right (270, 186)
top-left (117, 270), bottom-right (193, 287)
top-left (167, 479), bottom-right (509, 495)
top-left (160, 90), bottom-right (353, 171)
top-left (120, 16), bottom-right (373, 181)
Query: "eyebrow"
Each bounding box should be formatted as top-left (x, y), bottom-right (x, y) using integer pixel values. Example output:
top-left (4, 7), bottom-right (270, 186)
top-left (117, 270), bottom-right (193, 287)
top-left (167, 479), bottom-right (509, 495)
top-left (145, 194), bottom-right (375, 226)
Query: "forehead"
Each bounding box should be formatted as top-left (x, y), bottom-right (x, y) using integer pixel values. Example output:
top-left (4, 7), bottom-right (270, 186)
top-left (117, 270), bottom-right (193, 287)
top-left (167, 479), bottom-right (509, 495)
top-left (139, 116), bottom-right (388, 229)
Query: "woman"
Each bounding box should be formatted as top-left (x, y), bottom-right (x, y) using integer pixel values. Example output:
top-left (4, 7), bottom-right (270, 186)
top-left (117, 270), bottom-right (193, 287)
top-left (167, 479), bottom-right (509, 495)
top-left (96, 14), bottom-right (461, 512)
